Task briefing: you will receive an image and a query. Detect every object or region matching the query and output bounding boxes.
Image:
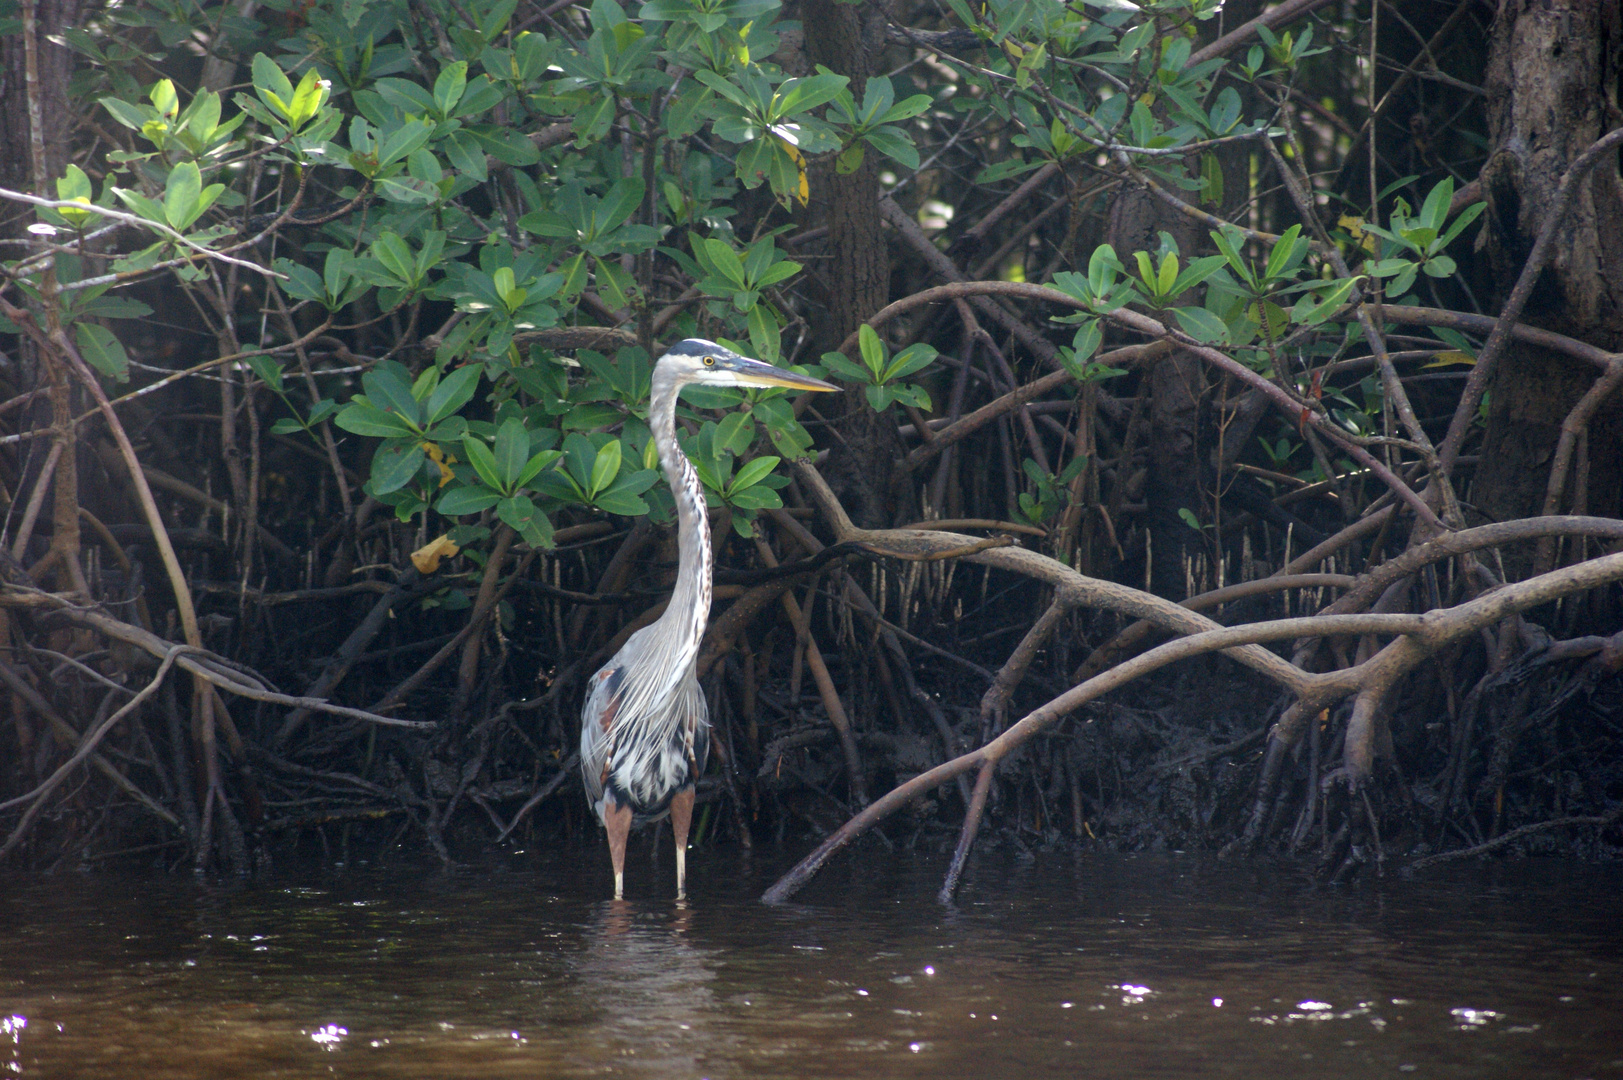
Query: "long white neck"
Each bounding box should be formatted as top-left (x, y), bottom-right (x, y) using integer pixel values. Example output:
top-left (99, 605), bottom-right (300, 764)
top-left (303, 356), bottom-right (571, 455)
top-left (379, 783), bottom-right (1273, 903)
top-left (646, 362), bottom-right (712, 673)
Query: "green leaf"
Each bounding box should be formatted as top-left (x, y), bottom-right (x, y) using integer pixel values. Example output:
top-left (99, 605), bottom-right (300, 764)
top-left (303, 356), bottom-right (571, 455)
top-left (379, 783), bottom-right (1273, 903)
top-left (1439, 201), bottom-right (1486, 248)
top-left (462, 433), bottom-right (505, 492)
top-left (498, 494), bottom-right (555, 547)
top-left (598, 176), bottom-right (645, 232)
top-left (371, 232), bottom-right (416, 284)
top-left (425, 364), bottom-right (482, 426)
top-left (162, 161), bottom-right (202, 229)
top-left (592, 256), bottom-right (634, 312)
top-left (246, 354), bottom-right (284, 392)
top-left (857, 324), bottom-right (885, 379)
top-left (573, 94), bottom-right (615, 142)
top-left (99, 97), bottom-right (151, 132)
top-left (375, 77), bottom-right (437, 115)
top-left (975, 158), bottom-right (1044, 184)
top-left (1265, 225), bottom-right (1304, 283)
top-left (747, 302), bottom-right (780, 361)
top-left (251, 53), bottom-right (295, 119)
top-left (755, 259), bottom-right (801, 288)
top-left (52, 164), bottom-right (96, 226)
top-left (1292, 275), bottom-right (1362, 326)
top-left (820, 352), bottom-right (871, 384)
top-left (715, 410), bottom-right (755, 457)
top-left (703, 239), bottom-right (749, 289)
top-left (514, 448), bottom-right (562, 490)
top-left (443, 129), bottom-right (489, 182)
top-left (1430, 326), bottom-right (1476, 356)
top-left (1170, 305), bottom-right (1230, 344)
top-left (433, 61), bottom-right (468, 116)
top-left (591, 471), bottom-right (654, 516)
top-left (75, 324), bottom-right (130, 381)
top-left (1423, 254), bottom-right (1457, 277)
top-left (891, 384), bottom-right (931, 411)
top-left (561, 432), bottom-right (596, 490)
top-left (370, 442), bottom-right (426, 494)
top-left (1169, 255), bottom-right (1229, 297)
top-left (726, 485), bottom-right (781, 510)
top-left (862, 125), bottom-right (919, 169)
top-left (1419, 177), bottom-right (1453, 232)
top-left (376, 175), bottom-right (440, 206)
top-left (437, 486), bottom-right (503, 515)
top-left (363, 364), bottom-right (421, 424)
top-left (588, 437), bottom-right (622, 497)
top-left (729, 454), bottom-right (780, 492)
top-left (1133, 250), bottom-right (1158, 292)
top-left (78, 296), bottom-right (153, 320)
top-left (882, 343), bottom-right (938, 383)
top-left (377, 119), bottom-right (435, 167)
top-left (880, 93), bottom-right (934, 124)
top-left (493, 417), bottom-right (530, 487)
top-left (335, 399), bottom-right (417, 437)
top-left (775, 72), bottom-right (850, 117)
top-left (286, 67), bottom-right (327, 128)
top-left (1157, 253), bottom-right (1179, 297)
top-left (1208, 226), bottom-right (1256, 289)
top-left (1065, 320), bottom-right (1102, 369)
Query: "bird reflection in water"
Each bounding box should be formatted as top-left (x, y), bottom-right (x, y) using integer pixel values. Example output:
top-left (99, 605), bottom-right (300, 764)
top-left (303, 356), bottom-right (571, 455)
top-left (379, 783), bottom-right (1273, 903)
top-left (569, 900), bottom-right (732, 1076)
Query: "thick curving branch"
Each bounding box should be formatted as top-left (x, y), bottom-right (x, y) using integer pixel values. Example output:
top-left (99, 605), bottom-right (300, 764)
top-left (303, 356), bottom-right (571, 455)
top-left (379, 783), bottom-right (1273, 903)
top-left (792, 458), bottom-right (1315, 694)
top-left (764, 546), bottom-right (1623, 902)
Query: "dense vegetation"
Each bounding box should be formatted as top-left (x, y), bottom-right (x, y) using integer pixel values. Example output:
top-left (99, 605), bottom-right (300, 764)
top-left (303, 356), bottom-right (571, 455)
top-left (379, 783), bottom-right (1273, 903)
top-left (1, 0), bottom-right (1619, 895)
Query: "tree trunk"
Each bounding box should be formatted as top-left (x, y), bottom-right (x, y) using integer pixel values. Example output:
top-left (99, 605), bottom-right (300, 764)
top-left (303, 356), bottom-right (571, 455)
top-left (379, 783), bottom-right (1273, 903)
top-left (3, 0), bottom-right (86, 592)
top-left (0, 0), bottom-right (80, 226)
top-left (794, 0), bottom-right (915, 527)
top-left (1107, 183), bottom-right (1206, 597)
top-left (1474, 0), bottom-right (1623, 568)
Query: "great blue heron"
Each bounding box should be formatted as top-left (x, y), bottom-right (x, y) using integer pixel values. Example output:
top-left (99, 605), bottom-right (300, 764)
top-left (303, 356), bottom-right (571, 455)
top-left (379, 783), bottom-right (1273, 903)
top-left (581, 339), bottom-right (837, 899)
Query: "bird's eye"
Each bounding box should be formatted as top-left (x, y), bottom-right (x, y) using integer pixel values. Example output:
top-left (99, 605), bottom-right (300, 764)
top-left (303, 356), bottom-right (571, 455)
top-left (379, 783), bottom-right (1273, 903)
top-left (703, 355), bottom-right (715, 366)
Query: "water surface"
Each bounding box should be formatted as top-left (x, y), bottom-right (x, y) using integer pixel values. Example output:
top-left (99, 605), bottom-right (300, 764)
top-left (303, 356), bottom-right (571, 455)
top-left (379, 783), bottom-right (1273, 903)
top-left (3, 847), bottom-right (1620, 1078)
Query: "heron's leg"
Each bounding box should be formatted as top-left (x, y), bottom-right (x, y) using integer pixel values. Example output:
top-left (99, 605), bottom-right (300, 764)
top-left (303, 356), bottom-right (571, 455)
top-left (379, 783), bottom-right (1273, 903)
top-left (670, 786), bottom-right (696, 900)
top-left (604, 798), bottom-right (632, 900)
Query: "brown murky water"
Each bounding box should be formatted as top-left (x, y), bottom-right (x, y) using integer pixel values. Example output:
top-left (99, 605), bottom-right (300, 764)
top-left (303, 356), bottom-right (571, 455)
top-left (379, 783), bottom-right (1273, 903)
top-left (2, 848), bottom-right (1620, 1078)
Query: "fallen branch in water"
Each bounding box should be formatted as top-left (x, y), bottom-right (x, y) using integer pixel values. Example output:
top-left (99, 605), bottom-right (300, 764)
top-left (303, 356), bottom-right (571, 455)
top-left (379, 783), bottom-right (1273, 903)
top-left (1407, 805), bottom-right (1623, 871)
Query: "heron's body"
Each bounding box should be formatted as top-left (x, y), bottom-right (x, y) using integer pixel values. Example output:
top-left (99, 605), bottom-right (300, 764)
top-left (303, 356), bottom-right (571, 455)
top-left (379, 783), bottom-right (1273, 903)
top-left (579, 339), bottom-right (836, 899)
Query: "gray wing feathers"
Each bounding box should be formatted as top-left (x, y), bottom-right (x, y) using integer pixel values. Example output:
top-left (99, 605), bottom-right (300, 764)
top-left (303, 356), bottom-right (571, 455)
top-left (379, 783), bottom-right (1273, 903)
top-left (579, 664), bottom-right (621, 808)
top-left (580, 637), bottom-right (710, 813)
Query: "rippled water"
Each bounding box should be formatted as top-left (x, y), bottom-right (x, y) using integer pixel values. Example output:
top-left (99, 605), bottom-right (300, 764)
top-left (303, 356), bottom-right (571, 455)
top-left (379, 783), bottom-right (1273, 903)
top-left (2, 847), bottom-right (1620, 1079)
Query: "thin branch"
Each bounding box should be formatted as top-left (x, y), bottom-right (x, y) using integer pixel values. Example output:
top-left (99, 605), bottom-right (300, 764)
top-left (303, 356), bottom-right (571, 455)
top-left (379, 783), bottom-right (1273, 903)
top-left (0, 188), bottom-right (284, 279)
top-left (1436, 127), bottom-right (1623, 474)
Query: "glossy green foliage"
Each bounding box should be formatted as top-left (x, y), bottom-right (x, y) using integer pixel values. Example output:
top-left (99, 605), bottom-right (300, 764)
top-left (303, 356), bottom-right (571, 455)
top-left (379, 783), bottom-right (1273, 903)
top-left (4, 0), bottom-right (1487, 558)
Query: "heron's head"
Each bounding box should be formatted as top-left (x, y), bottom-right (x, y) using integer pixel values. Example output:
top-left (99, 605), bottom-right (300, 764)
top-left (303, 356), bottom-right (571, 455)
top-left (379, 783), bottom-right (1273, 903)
top-left (656, 339), bottom-right (839, 394)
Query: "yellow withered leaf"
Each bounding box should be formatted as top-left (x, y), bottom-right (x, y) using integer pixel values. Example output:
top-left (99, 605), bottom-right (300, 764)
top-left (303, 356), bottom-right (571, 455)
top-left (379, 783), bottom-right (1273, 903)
top-left (776, 136), bottom-right (810, 206)
top-left (411, 534), bottom-right (460, 574)
top-left (423, 441), bottom-right (457, 487)
top-left (1338, 214), bottom-right (1376, 253)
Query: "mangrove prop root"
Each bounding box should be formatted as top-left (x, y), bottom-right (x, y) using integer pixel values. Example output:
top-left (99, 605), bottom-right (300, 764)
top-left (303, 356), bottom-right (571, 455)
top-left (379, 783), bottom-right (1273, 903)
top-left (762, 466), bottom-right (1623, 903)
